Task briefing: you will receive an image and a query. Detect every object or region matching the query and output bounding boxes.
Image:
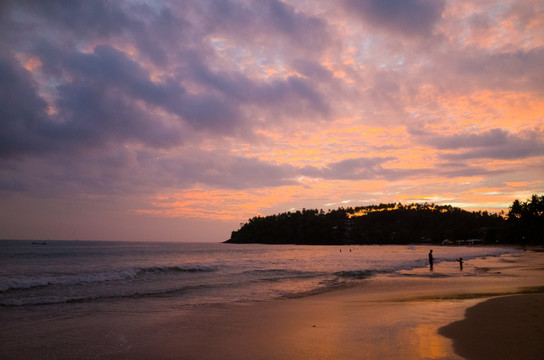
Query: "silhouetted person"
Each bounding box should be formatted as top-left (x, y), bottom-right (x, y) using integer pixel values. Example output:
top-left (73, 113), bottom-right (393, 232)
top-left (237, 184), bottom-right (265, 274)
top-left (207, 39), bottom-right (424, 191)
top-left (428, 249), bottom-right (434, 271)
top-left (458, 257), bottom-right (463, 270)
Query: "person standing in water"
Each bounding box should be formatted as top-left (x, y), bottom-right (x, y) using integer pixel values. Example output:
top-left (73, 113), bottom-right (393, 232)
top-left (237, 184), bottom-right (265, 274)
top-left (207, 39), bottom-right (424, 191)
top-left (428, 249), bottom-right (434, 270)
top-left (458, 257), bottom-right (463, 270)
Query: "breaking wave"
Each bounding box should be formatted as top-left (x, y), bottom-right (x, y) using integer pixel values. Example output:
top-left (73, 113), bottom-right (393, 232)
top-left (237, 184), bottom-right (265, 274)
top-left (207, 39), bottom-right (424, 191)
top-left (0, 265), bottom-right (217, 293)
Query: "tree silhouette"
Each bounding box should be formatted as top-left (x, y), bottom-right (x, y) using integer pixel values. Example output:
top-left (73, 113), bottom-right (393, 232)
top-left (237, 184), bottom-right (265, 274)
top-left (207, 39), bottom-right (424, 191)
top-left (507, 194), bottom-right (544, 245)
top-left (225, 200), bottom-right (524, 245)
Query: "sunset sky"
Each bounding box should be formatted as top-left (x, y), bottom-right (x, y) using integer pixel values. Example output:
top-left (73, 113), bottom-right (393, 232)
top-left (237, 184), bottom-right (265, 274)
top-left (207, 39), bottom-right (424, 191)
top-left (1, 0), bottom-right (543, 242)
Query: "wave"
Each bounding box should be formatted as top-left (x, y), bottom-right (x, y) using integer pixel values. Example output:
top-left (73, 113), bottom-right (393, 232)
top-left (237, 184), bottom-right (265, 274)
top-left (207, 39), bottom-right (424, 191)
top-left (137, 265), bottom-right (217, 274)
top-left (0, 270), bottom-right (138, 293)
top-left (1, 273), bottom-right (317, 307)
top-left (1, 247), bottom-right (520, 307)
top-left (0, 265), bottom-right (217, 293)
top-left (0, 283), bottom-right (211, 307)
top-left (334, 269), bottom-right (376, 279)
top-left (1, 269), bottom-right (330, 307)
top-left (245, 268), bottom-right (296, 274)
top-left (242, 268), bottom-right (319, 278)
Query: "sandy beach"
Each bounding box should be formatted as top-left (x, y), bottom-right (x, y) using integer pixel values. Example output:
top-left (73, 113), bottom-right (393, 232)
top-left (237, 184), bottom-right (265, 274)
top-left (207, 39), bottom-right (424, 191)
top-left (1, 248), bottom-right (543, 359)
top-left (128, 249), bottom-right (542, 360)
top-left (439, 294), bottom-right (544, 360)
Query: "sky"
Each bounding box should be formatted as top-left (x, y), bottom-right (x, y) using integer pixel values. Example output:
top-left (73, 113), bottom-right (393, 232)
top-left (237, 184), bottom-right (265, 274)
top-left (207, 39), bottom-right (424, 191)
top-left (1, 0), bottom-right (543, 242)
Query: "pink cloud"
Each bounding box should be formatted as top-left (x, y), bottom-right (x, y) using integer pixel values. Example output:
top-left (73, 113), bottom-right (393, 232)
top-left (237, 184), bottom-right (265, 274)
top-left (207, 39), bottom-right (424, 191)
top-left (1, 0), bottom-right (542, 241)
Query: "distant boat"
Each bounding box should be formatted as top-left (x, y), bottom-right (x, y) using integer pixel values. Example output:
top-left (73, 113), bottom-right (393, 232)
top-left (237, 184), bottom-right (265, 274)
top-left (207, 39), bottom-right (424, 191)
top-left (31, 241), bottom-right (47, 245)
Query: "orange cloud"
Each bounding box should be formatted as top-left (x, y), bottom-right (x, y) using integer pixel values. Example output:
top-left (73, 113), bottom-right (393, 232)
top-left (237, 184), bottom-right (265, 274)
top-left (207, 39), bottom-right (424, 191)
top-left (134, 186), bottom-right (302, 221)
top-left (505, 181), bottom-right (529, 187)
top-left (23, 57), bottom-right (42, 72)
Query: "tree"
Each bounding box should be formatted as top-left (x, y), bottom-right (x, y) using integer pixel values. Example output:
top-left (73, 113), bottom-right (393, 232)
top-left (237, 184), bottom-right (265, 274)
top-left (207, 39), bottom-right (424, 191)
top-left (226, 201), bottom-right (508, 245)
top-left (507, 194), bottom-right (544, 245)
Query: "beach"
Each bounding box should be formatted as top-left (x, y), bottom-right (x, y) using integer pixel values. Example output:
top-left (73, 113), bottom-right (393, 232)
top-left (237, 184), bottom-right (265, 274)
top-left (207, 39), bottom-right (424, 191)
top-left (440, 294), bottom-right (544, 360)
top-left (1, 246), bottom-right (543, 359)
top-left (126, 249), bottom-right (543, 360)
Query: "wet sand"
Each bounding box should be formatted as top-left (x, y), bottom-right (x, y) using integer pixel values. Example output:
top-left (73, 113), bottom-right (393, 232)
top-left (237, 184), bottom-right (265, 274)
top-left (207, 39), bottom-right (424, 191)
top-left (439, 294), bottom-right (544, 360)
top-left (1, 248), bottom-right (543, 359)
top-left (116, 249), bottom-right (544, 359)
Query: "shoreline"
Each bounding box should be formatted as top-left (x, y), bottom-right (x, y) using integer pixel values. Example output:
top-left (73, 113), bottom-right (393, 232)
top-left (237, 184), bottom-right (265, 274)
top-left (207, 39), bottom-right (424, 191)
top-left (116, 249), bottom-right (544, 359)
top-left (124, 249), bottom-right (543, 360)
top-left (1, 248), bottom-right (542, 359)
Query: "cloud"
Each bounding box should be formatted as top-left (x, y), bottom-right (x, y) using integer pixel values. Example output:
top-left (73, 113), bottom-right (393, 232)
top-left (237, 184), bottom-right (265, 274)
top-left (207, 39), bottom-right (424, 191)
top-left (1, 35), bottom-right (329, 160)
top-left (187, 0), bottom-right (333, 53)
top-left (451, 47), bottom-right (544, 93)
top-left (0, 146), bottom-right (300, 197)
top-left (0, 54), bottom-right (50, 157)
top-left (0, 0), bottom-right (543, 236)
top-left (188, 64), bottom-right (329, 117)
top-left (413, 128), bottom-right (544, 160)
top-left (17, 0), bottom-right (129, 37)
top-left (0, 0), bottom-right (333, 201)
top-left (0, 46), bottom-right (187, 158)
top-left (342, 0), bottom-right (446, 37)
top-left (415, 128), bottom-right (510, 150)
top-left (301, 157), bottom-right (395, 180)
top-left (434, 162), bottom-right (503, 178)
top-left (150, 151), bottom-right (298, 190)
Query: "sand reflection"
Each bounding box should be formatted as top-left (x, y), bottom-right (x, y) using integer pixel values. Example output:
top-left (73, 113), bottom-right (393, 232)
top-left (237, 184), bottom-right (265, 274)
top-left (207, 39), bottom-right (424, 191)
top-left (414, 323), bottom-right (454, 359)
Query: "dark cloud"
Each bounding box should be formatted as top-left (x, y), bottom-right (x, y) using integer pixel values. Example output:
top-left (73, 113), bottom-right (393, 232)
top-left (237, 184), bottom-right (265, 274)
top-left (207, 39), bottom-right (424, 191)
top-left (263, 0), bottom-right (331, 50)
top-left (300, 156), bottom-right (434, 182)
top-left (169, 154), bottom-right (297, 189)
top-left (417, 128), bottom-right (510, 150)
top-left (187, 0), bottom-right (332, 53)
top-left (15, 0), bottom-right (129, 38)
top-left (342, 0), bottom-right (446, 37)
top-left (0, 45), bottom-right (187, 158)
top-left (3, 1), bottom-right (182, 67)
top-left (301, 157), bottom-right (394, 180)
top-left (413, 128), bottom-right (544, 160)
top-left (1, 0), bottom-right (333, 162)
top-left (434, 161), bottom-right (503, 178)
top-left (0, 54), bottom-right (50, 157)
top-left (453, 47), bottom-right (544, 93)
top-left (444, 143), bottom-right (544, 161)
top-left (291, 59), bottom-right (334, 82)
top-left (0, 148), bottom-right (299, 196)
top-left (187, 64), bottom-right (329, 116)
top-left (1, 41), bottom-right (329, 158)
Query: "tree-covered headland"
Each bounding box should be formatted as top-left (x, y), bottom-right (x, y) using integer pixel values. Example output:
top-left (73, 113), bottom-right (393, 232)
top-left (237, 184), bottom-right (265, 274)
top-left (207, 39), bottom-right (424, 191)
top-left (226, 195), bottom-right (543, 246)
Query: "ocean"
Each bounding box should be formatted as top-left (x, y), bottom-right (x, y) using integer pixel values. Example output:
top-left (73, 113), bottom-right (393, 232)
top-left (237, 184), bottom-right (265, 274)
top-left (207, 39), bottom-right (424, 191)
top-left (0, 240), bottom-right (518, 309)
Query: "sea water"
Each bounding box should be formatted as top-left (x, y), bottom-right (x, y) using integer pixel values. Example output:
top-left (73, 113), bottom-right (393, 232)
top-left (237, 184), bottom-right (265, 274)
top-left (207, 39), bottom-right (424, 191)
top-left (0, 240), bottom-right (517, 309)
